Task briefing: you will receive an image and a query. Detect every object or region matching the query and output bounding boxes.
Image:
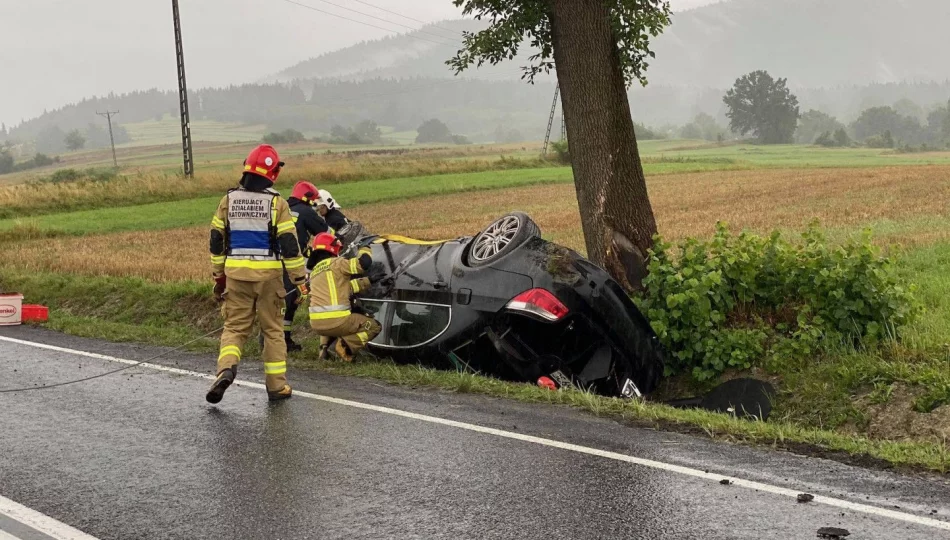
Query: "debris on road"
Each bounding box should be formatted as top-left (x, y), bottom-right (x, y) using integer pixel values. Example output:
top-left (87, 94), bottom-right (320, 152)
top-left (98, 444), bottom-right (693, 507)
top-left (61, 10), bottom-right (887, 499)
top-left (719, 479), bottom-right (732, 485)
top-left (797, 493), bottom-right (815, 503)
top-left (817, 527), bottom-right (850, 538)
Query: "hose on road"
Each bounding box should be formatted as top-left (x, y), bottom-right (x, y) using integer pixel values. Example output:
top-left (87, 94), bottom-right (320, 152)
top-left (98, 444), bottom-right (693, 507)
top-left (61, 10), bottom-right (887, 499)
top-left (0, 325), bottom-right (225, 393)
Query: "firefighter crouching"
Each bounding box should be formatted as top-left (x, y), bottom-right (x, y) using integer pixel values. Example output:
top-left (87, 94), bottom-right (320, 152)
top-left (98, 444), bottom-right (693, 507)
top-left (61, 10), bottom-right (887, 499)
top-left (283, 181), bottom-right (328, 352)
top-left (207, 144), bottom-right (309, 404)
top-left (307, 232), bottom-right (382, 362)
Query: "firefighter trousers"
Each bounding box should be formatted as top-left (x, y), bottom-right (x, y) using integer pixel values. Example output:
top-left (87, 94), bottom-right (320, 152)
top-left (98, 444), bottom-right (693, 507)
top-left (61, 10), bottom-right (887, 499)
top-left (311, 314), bottom-right (381, 356)
top-left (282, 271), bottom-right (300, 334)
top-left (218, 277), bottom-right (289, 392)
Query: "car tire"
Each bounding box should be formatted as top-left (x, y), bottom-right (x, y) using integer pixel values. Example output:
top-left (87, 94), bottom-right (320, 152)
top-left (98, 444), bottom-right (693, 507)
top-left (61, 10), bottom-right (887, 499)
top-left (467, 212), bottom-right (540, 267)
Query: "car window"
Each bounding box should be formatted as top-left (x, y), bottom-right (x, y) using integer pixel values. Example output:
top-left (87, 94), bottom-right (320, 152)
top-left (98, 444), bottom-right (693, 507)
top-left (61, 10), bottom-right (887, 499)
top-left (389, 302), bottom-right (451, 347)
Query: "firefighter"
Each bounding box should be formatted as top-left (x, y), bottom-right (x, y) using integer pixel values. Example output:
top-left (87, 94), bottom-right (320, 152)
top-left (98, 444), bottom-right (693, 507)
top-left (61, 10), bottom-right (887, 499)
top-left (307, 232), bottom-right (383, 362)
top-left (283, 181), bottom-right (328, 352)
top-left (315, 189), bottom-right (349, 234)
top-left (207, 144), bottom-right (308, 404)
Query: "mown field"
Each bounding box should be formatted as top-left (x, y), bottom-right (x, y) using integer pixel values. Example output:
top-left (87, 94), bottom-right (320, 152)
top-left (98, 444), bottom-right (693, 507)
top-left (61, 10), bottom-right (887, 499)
top-left (5, 142), bottom-right (950, 471)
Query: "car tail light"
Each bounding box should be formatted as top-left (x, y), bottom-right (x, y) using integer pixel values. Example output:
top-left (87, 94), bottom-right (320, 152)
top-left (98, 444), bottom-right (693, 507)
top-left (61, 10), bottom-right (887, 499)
top-left (506, 288), bottom-right (569, 322)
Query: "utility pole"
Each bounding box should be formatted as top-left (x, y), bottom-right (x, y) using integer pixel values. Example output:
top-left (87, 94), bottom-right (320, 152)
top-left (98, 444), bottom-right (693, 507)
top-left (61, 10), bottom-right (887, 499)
top-left (172, 0), bottom-right (194, 177)
top-left (542, 83), bottom-right (560, 156)
top-left (96, 110), bottom-right (119, 168)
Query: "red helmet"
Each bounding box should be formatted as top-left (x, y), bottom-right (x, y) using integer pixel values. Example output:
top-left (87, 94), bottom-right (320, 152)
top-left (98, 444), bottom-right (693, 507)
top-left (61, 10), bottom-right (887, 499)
top-left (243, 144), bottom-right (284, 184)
top-left (291, 181), bottom-right (319, 203)
top-left (312, 232), bottom-right (342, 256)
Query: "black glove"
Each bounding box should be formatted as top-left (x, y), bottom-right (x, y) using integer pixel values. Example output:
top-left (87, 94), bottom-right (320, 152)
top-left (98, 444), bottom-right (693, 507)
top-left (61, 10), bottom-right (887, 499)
top-left (368, 263), bottom-right (388, 284)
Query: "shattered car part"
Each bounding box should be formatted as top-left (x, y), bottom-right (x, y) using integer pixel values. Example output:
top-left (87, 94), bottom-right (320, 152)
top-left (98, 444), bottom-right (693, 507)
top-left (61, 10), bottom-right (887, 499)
top-left (356, 212), bottom-right (666, 398)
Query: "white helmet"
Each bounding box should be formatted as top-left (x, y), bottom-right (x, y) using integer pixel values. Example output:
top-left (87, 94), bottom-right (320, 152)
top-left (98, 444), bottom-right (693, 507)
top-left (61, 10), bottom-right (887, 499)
top-left (317, 189), bottom-right (341, 210)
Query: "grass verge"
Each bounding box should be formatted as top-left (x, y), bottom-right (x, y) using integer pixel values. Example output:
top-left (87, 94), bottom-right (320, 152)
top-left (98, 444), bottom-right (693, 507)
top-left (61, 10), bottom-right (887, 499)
top-left (2, 267), bottom-right (948, 473)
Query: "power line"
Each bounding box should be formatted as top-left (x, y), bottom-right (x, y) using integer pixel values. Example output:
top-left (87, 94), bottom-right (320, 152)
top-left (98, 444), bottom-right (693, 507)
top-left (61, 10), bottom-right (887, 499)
top-left (347, 0), bottom-right (463, 39)
top-left (306, 0), bottom-right (463, 44)
top-left (95, 110), bottom-right (119, 167)
top-left (172, 0), bottom-right (194, 178)
top-left (279, 0), bottom-right (457, 47)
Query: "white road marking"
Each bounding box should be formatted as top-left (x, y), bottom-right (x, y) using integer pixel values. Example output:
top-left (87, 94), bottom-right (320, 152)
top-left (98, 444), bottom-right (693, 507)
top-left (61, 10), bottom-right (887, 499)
top-left (0, 494), bottom-right (99, 540)
top-left (3, 335), bottom-right (950, 532)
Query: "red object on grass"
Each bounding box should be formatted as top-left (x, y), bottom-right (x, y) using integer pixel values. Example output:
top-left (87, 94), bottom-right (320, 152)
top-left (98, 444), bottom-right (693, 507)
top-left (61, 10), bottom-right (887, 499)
top-left (22, 304), bottom-right (48, 323)
top-left (537, 376), bottom-right (558, 391)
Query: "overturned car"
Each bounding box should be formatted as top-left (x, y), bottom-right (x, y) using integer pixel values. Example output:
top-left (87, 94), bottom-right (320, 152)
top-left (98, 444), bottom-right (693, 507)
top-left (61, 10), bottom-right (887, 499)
top-left (344, 212), bottom-right (667, 399)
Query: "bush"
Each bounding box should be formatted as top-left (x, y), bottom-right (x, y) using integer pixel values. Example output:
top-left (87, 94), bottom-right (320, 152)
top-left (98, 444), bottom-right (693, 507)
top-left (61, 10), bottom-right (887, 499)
top-left (48, 169), bottom-right (83, 183)
top-left (39, 167), bottom-right (118, 185)
top-left (866, 130), bottom-right (895, 149)
top-left (814, 131), bottom-right (835, 147)
top-left (550, 140), bottom-right (570, 164)
top-left (636, 223), bottom-right (918, 381)
top-left (262, 129), bottom-right (305, 144)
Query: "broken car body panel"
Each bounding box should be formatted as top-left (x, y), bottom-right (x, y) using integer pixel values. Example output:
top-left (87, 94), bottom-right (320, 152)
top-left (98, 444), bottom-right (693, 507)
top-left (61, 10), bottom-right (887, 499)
top-left (354, 214), bottom-right (667, 399)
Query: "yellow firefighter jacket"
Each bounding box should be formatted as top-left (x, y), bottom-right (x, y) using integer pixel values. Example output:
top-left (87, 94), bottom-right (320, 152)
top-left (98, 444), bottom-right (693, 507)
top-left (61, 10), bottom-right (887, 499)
top-left (210, 188), bottom-right (307, 283)
top-left (308, 248), bottom-right (373, 321)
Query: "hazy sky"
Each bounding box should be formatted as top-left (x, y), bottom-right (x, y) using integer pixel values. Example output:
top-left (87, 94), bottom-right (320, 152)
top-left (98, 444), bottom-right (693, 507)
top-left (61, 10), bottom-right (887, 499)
top-left (0, 0), bottom-right (721, 127)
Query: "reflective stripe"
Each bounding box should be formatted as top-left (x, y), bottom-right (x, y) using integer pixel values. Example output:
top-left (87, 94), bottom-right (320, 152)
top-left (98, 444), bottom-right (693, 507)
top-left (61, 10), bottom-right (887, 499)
top-left (326, 272), bottom-right (338, 306)
top-left (276, 220), bottom-right (295, 234)
top-left (264, 361), bottom-right (287, 375)
top-left (349, 258), bottom-right (359, 274)
top-left (283, 323), bottom-right (293, 331)
top-left (211, 216), bottom-right (225, 229)
top-left (218, 345), bottom-right (241, 361)
top-left (284, 257), bottom-right (306, 270)
top-left (358, 247), bottom-right (372, 256)
top-left (309, 304), bottom-right (351, 313)
top-left (225, 259), bottom-right (284, 270)
top-left (309, 310), bottom-right (351, 320)
top-left (210, 255), bottom-right (226, 264)
top-left (350, 279), bottom-right (361, 293)
top-left (357, 331), bottom-right (369, 344)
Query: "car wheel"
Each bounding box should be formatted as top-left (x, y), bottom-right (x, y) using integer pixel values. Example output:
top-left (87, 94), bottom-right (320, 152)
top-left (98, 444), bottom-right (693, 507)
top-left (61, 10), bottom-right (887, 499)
top-left (467, 211), bottom-right (540, 267)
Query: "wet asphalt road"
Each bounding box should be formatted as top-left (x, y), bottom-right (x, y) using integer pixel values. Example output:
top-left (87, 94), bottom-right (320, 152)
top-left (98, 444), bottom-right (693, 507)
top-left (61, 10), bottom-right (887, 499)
top-left (1, 326), bottom-right (950, 540)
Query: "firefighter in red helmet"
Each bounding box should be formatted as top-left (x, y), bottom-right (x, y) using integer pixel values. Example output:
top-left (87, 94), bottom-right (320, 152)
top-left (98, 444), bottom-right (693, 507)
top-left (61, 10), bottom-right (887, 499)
top-left (207, 144), bottom-right (308, 403)
top-left (282, 181), bottom-right (328, 351)
top-left (307, 232), bottom-right (383, 362)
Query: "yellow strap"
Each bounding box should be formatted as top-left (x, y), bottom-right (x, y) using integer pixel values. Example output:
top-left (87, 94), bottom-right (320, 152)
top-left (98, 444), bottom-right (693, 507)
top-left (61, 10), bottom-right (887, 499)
top-left (350, 279), bottom-right (361, 293)
top-left (326, 271), bottom-right (338, 306)
top-left (284, 257), bottom-right (306, 270)
top-left (377, 234), bottom-right (450, 245)
top-left (264, 361), bottom-right (287, 375)
top-left (309, 310), bottom-right (351, 320)
top-left (225, 259), bottom-right (283, 270)
top-left (218, 345), bottom-right (242, 361)
top-left (211, 216), bottom-right (225, 229)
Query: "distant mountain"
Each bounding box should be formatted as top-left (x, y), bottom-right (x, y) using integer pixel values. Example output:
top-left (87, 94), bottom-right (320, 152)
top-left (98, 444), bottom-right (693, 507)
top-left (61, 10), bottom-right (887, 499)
top-left (273, 0), bottom-right (950, 89)
top-left (652, 0), bottom-right (950, 88)
top-left (268, 19), bottom-right (547, 84)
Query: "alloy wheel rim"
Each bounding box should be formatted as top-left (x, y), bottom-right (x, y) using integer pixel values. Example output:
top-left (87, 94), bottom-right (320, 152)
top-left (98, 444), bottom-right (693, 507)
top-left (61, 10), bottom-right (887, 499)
top-left (471, 215), bottom-right (521, 262)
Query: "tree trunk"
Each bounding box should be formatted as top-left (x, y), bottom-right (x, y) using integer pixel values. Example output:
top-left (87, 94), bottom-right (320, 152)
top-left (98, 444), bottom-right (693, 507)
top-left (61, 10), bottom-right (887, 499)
top-left (548, 0), bottom-right (658, 291)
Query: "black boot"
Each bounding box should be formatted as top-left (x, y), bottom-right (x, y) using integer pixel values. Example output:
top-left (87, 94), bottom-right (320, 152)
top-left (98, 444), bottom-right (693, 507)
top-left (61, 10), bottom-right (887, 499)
top-left (318, 339), bottom-right (336, 361)
top-left (206, 367), bottom-right (236, 404)
top-left (285, 332), bottom-right (302, 352)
